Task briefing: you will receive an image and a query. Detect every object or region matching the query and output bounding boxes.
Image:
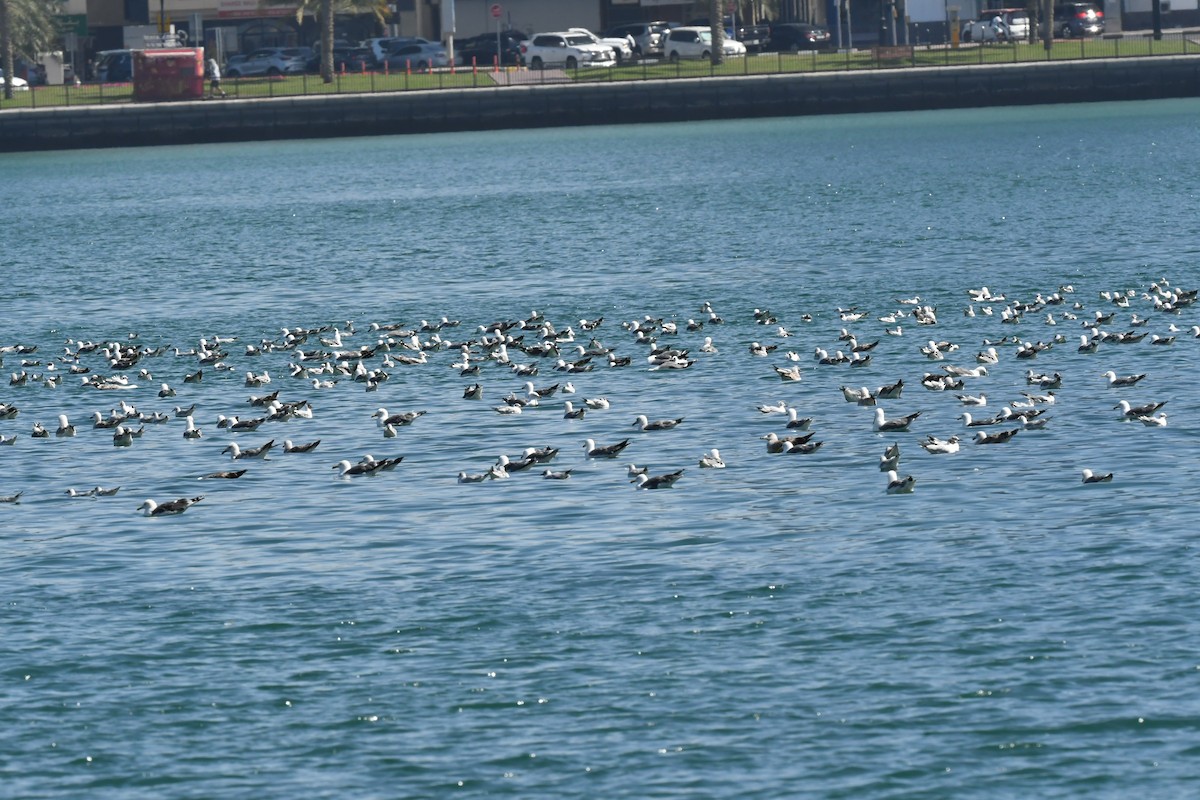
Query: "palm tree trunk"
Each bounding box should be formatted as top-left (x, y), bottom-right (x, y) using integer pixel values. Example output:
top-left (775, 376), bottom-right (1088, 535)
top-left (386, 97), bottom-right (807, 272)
top-left (1, 0), bottom-right (14, 101)
top-left (709, 0), bottom-right (724, 66)
top-left (320, 0), bottom-right (334, 83)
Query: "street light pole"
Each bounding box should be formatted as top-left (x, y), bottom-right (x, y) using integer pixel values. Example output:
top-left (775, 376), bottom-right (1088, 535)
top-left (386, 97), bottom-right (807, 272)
top-left (1152, 0), bottom-right (1162, 40)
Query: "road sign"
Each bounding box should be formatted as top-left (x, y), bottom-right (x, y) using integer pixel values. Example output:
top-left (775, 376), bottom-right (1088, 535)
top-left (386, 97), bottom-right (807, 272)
top-left (490, 3), bottom-right (502, 19)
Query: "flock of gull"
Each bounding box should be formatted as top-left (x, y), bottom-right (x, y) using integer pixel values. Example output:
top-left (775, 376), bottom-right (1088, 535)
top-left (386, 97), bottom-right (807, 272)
top-left (0, 276), bottom-right (1193, 516)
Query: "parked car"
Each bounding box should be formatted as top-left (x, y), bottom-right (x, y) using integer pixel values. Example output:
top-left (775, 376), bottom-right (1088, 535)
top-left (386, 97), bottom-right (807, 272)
top-left (604, 21), bottom-right (672, 57)
top-left (519, 32), bottom-right (617, 70)
top-left (365, 37), bottom-right (431, 65)
top-left (998, 9), bottom-right (1032, 40)
top-left (662, 26), bottom-right (748, 62)
top-left (95, 49), bottom-right (133, 82)
top-left (961, 9), bottom-right (1031, 42)
top-left (766, 23), bottom-right (833, 51)
top-left (455, 31), bottom-right (527, 66)
top-left (568, 28), bottom-right (635, 64)
top-left (1054, 2), bottom-right (1105, 37)
top-left (687, 16), bottom-right (771, 52)
top-left (0, 68), bottom-right (30, 90)
top-left (381, 42), bottom-right (450, 71)
top-left (225, 47), bottom-right (310, 78)
top-left (960, 16), bottom-right (1009, 42)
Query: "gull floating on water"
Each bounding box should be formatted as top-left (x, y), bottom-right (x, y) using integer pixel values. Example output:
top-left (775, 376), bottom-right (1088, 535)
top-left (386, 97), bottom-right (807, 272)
top-left (785, 409), bottom-right (812, 430)
top-left (200, 469), bottom-right (246, 479)
top-left (633, 415), bottom-right (684, 431)
top-left (873, 408), bottom-right (921, 432)
top-left (698, 449), bottom-right (726, 469)
top-left (757, 400), bottom-right (789, 414)
top-left (920, 435), bottom-right (961, 455)
top-left (584, 438), bottom-right (631, 458)
top-left (1114, 399), bottom-right (1166, 419)
top-left (138, 496), bottom-right (204, 516)
top-left (1081, 468), bottom-right (1114, 484)
top-left (223, 439), bottom-right (274, 460)
top-left (56, 414), bottom-right (75, 437)
top-left (1136, 413), bottom-right (1167, 427)
top-left (885, 470), bottom-right (916, 494)
top-left (1102, 370), bottom-right (1146, 387)
top-left (632, 469), bottom-right (684, 489)
top-left (974, 428), bottom-right (1020, 444)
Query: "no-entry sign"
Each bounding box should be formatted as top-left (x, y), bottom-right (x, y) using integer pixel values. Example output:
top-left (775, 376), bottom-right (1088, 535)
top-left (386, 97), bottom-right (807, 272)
top-left (490, 3), bottom-right (502, 19)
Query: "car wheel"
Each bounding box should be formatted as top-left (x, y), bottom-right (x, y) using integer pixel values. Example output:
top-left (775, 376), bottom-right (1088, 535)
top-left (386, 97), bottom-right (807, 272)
top-left (227, 69), bottom-right (241, 78)
top-left (669, 51), bottom-right (680, 63)
top-left (267, 67), bottom-right (281, 76)
top-left (417, 60), bottom-right (428, 71)
top-left (1060, 24), bottom-right (1074, 38)
top-left (565, 56), bottom-right (578, 70)
top-left (962, 30), bottom-right (972, 42)
top-left (791, 43), bottom-right (803, 53)
top-left (531, 56), bottom-right (543, 70)
top-left (701, 50), bottom-right (711, 61)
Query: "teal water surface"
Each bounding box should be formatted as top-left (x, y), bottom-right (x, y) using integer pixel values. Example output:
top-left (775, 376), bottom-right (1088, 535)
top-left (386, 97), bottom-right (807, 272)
top-left (2, 99), bottom-right (1200, 798)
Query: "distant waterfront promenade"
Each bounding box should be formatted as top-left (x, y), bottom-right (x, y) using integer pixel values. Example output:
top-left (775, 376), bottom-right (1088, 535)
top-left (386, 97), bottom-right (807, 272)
top-left (2, 52), bottom-right (1199, 152)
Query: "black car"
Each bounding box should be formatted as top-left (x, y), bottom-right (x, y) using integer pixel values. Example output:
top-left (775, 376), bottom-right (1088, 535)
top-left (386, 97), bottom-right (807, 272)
top-left (455, 31), bottom-right (526, 67)
top-left (1053, 2), bottom-right (1105, 37)
top-left (767, 23), bottom-right (833, 51)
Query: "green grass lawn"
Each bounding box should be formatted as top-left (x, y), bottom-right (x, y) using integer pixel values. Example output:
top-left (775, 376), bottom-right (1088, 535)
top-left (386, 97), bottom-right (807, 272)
top-left (3, 35), bottom-right (1196, 110)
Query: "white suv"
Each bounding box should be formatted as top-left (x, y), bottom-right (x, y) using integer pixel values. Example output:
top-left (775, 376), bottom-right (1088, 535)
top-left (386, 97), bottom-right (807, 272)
top-left (520, 32), bottom-right (617, 70)
top-left (568, 28), bottom-right (635, 64)
top-left (662, 27), bottom-right (747, 62)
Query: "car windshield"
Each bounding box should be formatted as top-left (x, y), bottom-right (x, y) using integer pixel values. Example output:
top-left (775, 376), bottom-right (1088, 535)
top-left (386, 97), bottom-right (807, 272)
top-left (565, 35), bottom-right (595, 46)
top-left (698, 31), bottom-right (713, 44)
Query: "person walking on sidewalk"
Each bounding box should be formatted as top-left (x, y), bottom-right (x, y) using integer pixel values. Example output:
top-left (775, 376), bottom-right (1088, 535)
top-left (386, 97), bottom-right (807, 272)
top-left (206, 56), bottom-right (226, 98)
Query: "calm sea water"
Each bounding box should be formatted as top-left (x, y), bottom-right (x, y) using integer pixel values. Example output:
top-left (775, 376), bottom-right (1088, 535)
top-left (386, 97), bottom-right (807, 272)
top-left (3, 99), bottom-right (1200, 798)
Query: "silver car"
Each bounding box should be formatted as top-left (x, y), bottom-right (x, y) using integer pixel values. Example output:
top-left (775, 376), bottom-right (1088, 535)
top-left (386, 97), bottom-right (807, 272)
top-left (225, 47), bottom-right (310, 78)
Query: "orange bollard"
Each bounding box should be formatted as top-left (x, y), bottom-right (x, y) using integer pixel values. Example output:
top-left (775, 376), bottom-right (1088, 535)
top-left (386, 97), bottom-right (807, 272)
top-left (493, 55), bottom-right (499, 73)
top-left (472, 56), bottom-right (477, 75)
top-left (406, 59), bottom-right (411, 75)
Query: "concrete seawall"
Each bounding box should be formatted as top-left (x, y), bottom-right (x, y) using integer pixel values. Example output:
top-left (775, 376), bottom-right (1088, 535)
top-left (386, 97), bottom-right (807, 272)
top-left (2, 56), bottom-right (1199, 152)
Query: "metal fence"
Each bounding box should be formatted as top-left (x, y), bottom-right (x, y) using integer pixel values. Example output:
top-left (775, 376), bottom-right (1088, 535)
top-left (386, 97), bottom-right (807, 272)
top-left (4, 33), bottom-right (1199, 111)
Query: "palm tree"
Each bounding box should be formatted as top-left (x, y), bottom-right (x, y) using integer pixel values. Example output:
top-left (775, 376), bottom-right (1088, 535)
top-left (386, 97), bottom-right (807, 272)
top-left (267, 0), bottom-right (387, 84)
top-left (709, 0), bottom-right (725, 66)
top-left (1, 0), bottom-right (60, 100)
